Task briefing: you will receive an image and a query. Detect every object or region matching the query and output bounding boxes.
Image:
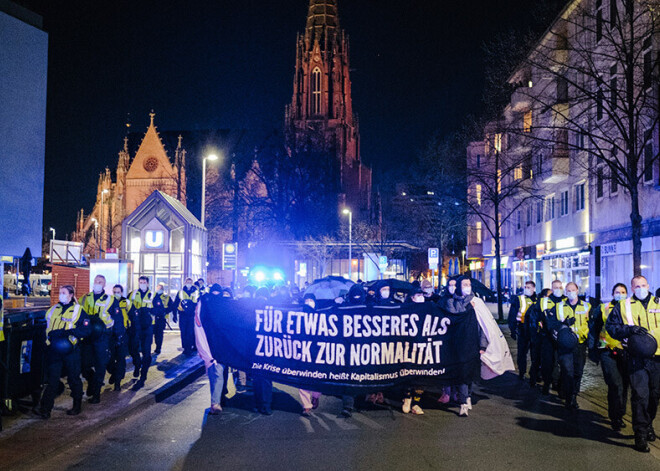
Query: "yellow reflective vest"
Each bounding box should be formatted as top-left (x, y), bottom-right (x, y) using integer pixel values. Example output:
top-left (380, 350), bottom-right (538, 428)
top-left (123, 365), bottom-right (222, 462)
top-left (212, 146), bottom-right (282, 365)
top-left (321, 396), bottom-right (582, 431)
top-left (0, 297), bottom-right (4, 342)
top-left (516, 295), bottom-right (534, 323)
top-left (598, 302), bottom-right (622, 350)
top-left (79, 292), bottom-right (114, 328)
top-left (177, 288), bottom-right (199, 313)
top-left (621, 297), bottom-right (660, 356)
top-left (45, 303), bottom-right (84, 346)
top-left (555, 300), bottom-right (591, 343)
top-left (128, 289), bottom-right (155, 325)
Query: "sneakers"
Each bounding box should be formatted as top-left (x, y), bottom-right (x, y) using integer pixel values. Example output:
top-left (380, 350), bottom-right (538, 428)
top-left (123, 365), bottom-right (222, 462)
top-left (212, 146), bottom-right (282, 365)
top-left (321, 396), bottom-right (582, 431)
top-left (411, 405), bottom-right (424, 415)
top-left (466, 397), bottom-right (473, 410)
top-left (459, 404), bottom-right (469, 417)
top-left (437, 393), bottom-right (450, 404)
top-left (402, 397), bottom-right (412, 414)
top-left (634, 435), bottom-right (650, 453)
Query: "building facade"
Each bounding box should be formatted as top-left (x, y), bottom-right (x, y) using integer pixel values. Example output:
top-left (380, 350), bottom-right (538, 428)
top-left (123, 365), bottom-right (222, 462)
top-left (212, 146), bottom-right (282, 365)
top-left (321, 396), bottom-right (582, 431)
top-left (467, 0), bottom-right (660, 301)
top-left (285, 0), bottom-right (372, 219)
top-left (74, 112), bottom-right (187, 259)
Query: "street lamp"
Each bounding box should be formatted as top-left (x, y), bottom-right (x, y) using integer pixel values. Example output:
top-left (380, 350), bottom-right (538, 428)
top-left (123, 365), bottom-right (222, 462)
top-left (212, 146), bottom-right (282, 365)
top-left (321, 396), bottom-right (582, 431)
top-left (342, 208), bottom-right (352, 280)
top-left (202, 154), bottom-right (219, 226)
top-left (91, 218), bottom-right (99, 259)
top-left (49, 227), bottom-right (56, 240)
top-left (100, 189), bottom-right (109, 256)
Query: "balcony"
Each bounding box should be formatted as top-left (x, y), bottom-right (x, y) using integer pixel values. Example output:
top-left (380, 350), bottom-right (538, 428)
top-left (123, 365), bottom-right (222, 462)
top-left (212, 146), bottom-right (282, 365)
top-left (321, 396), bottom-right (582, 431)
top-left (541, 143), bottom-right (569, 183)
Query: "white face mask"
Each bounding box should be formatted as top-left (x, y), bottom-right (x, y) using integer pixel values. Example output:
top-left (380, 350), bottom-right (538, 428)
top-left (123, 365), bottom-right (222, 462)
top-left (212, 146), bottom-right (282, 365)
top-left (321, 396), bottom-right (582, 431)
top-left (139, 283), bottom-right (148, 291)
top-left (553, 288), bottom-right (563, 298)
top-left (113, 293), bottom-right (122, 300)
top-left (185, 283), bottom-right (193, 289)
top-left (566, 291), bottom-right (578, 302)
top-left (412, 295), bottom-right (425, 303)
top-left (157, 288), bottom-right (164, 295)
top-left (448, 286), bottom-right (456, 295)
top-left (634, 287), bottom-right (649, 299)
top-left (93, 283), bottom-right (104, 294)
top-left (524, 287), bottom-right (534, 297)
top-left (613, 293), bottom-right (625, 302)
top-left (462, 287), bottom-right (472, 296)
top-left (423, 287), bottom-right (433, 295)
top-left (59, 293), bottom-right (70, 304)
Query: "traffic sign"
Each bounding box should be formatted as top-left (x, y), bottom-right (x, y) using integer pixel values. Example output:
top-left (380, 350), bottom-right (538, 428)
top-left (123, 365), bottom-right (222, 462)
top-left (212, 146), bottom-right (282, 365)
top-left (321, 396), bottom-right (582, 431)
top-left (222, 243), bottom-right (238, 270)
top-left (378, 255), bottom-right (388, 272)
top-left (428, 248), bottom-right (439, 265)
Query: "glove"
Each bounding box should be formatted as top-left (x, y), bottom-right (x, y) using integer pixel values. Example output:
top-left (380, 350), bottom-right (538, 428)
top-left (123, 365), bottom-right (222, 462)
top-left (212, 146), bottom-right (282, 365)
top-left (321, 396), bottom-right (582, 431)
top-left (630, 325), bottom-right (647, 335)
top-left (588, 348), bottom-right (600, 365)
top-left (564, 317), bottom-right (576, 327)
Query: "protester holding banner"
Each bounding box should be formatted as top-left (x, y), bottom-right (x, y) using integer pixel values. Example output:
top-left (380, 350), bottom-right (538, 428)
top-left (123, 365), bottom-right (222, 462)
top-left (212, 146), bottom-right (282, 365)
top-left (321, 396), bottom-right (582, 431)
top-left (546, 282), bottom-right (590, 410)
top-left (299, 293), bottom-right (322, 416)
top-left (402, 288), bottom-right (427, 415)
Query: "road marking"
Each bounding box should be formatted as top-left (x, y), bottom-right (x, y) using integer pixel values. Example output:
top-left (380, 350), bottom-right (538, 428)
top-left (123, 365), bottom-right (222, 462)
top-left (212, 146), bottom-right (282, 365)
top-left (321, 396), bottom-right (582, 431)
top-left (351, 412), bottom-right (385, 430)
top-left (299, 416), bottom-right (315, 433)
top-left (321, 412), bottom-right (359, 430)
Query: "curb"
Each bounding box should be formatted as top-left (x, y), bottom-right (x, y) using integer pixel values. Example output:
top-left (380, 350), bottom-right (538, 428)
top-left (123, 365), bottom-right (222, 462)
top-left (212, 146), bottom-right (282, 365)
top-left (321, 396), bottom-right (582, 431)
top-left (7, 358), bottom-right (205, 471)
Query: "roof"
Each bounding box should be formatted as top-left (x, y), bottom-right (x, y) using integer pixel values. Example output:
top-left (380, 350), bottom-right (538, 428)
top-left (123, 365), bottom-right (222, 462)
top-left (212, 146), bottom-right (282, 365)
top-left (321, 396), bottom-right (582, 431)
top-left (125, 190), bottom-right (205, 231)
top-left (305, 0), bottom-right (339, 47)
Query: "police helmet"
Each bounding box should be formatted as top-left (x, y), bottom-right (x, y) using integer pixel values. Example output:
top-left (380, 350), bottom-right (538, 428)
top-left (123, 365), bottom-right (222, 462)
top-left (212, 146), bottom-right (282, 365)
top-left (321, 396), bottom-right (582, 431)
top-left (88, 315), bottom-right (106, 340)
top-left (628, 332), bottom-right (658, 359)
top-left (50, 336), bottom-right (74, 356)
top-left (556, 326), bottom-right (579, 351)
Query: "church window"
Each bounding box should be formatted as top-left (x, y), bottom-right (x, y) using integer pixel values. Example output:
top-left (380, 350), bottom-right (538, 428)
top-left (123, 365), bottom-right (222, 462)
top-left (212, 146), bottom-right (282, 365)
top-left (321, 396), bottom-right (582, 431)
top-left (312, 67), bottom-right (322, 115)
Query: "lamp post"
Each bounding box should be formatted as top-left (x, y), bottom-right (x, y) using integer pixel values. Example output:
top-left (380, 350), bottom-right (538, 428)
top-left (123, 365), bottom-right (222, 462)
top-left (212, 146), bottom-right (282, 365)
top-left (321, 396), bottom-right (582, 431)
top-left (49, 227), bottom-right (56, 240)
top-left (100, 189), bottom-right (109, 256)
top-left (91, 218), bottom-right (99, 259)
top-left (202, 154), bottom-right (219, 227)
top-left (342, 208), bottom-right (352, 280)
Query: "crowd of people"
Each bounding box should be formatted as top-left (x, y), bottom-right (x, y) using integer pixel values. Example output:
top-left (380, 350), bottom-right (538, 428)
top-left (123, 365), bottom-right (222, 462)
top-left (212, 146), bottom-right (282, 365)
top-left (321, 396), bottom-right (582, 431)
top-left (507, 275), bottom-right (660, 453)
top-left (31, 272), bottom-right (660, 453)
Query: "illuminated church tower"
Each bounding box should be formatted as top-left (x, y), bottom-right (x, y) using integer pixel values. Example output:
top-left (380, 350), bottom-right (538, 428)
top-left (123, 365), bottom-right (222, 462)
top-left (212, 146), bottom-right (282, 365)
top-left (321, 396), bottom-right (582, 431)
top-left (285, 0), bottom-right (372, 217)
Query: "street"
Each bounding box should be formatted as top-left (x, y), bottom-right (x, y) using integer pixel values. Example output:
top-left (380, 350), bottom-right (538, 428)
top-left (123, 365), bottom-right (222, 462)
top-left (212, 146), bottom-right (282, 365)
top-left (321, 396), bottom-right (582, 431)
top-left (29, 363), bottom-right (659, 471)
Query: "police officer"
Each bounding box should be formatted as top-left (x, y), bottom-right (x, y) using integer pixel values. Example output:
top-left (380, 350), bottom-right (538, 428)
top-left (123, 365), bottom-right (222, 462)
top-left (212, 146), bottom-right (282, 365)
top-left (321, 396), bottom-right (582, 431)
top-left (606, 275), bottom-right (660, 453)
top-left (35, 285), bottom-right (91, 418)
top-left (546, 282), bottom-right (590, 410)
top-left (508, 280), bottom-right (538, 380)
top-left (532, 279), bottom-right (567, 395)
top-left (527, 288), bottom-right (551, 386)
top-left (196, 278), bottom-right (208, 295)
top-left (128, 276), bottom-right (155, 389)
top-left (79, 275), bottom-right (114, 404)
top-left (588, 283), bottom-right (629, 431)
top-left (152, 282), bottom-right (173, 355)
top-left (174, 277), bottom-right (199, 355)
top-left (106, 284), bottom-right (131, 391)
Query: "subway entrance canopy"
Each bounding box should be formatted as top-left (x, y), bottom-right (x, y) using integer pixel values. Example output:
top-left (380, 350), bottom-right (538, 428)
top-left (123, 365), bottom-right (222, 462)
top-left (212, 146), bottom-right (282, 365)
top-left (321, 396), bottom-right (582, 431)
top-left (122, 190), bottom-right (207, 295)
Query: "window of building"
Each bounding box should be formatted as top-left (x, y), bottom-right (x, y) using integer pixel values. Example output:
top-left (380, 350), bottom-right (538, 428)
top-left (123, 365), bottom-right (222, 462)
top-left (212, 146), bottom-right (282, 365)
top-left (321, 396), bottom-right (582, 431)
top-left (596, 0), bottom-right (603, 42)
top-left (476, 221), bottom-right (482, 243)
top-left (596, 87), bottom-right (604, 120)
top-left (596, 166), bottom-right (604, 199)
top-left (497, 169), bottom-right (502, 193)
top-left (546, 195), bottom-right (555, 221)
top-left (475, 184), bottom-right (482, 205)
top-left (517, 210), bottom-right (522, 230)
top-left (476, 154), bottom-right (481, 168)
top-left (610, 65), bottom-right (617, 110)
top-left (575, 130), bottom-right (585, 150)
top-left (523, 110), bottom-right (532, 133)
top-left (644, 37), bottom-right (653, 90)
top-left (557, 76), bottom-right (568, 103)
top-left (536, 201), bottom-right (542, 224)
top-left (527, 204), bottom-right (533, 226)
top-left (514, 166), bottom-right (523, 180)
top-left (560, 190), bottom-right (569, 216)
top-left (610, 151), bottom-right (619, 195)
top-left (311, 67), bottom-right (322, 115)
top-left (537, 153), bottom-right (543, 176)
top-left (494, 133), bottom-right (502, 153)
top-left (523, 154), bottom-right (533, 179)
top-left (609, 0), bottom-right (618, 27)
top-left (575, 182), bottom-right (585, 211)
top-left (644, 134), bottom-right (654, 183)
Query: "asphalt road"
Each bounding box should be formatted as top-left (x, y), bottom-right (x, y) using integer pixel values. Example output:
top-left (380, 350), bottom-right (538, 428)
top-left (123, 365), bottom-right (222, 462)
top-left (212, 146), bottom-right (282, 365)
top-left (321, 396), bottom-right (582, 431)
top-left (31, 370), bottom-right (659, 471)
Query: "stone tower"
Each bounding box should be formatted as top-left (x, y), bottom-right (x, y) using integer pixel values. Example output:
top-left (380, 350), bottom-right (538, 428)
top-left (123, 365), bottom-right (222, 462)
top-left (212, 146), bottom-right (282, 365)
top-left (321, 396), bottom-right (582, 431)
top-left (285, 0), bottom-right (372, 217)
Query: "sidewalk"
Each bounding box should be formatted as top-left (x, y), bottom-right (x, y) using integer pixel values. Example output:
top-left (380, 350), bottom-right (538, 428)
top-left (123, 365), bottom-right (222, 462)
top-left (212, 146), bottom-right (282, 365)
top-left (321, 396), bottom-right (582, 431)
top-left (0, 331), bottom-right (204, 471)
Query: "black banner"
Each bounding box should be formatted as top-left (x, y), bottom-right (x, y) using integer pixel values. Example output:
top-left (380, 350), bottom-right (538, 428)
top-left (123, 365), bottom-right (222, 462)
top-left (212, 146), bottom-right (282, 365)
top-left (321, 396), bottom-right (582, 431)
top-left (201, 298), bottom-right (482, 396)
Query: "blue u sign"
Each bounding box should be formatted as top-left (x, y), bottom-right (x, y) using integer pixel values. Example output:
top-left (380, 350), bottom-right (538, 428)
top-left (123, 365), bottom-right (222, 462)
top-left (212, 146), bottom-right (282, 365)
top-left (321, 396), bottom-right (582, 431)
top-left (145, 230), bottom-right (164, 249)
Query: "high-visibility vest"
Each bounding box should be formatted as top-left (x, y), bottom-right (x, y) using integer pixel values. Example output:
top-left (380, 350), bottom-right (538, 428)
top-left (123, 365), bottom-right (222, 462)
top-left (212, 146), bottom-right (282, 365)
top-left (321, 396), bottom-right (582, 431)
top-left (0, 298), bottom-right (4, 342)
top-left (129, 289), bottom-right (155, 325)
top-left (623, 297), bottom-right (660, 356)
top-left (177, 288), bottom-right (199, 312)
top-left (45, 303), bottom-right (83, 346)
top-left (598, 302), bottom-right (622, 350)
top-left (516, 295), bottom-right (534, 323)
top-left (79, 292), bottom-right (114, 328)
top-left (556, 300), bottom-right (591, 343)
top-left (109, 297), bottom-right (132, 329)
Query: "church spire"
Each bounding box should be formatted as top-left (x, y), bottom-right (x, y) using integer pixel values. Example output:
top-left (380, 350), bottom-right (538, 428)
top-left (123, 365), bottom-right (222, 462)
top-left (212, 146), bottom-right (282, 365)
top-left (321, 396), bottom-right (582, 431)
top-left (305, 0), bottom-right (339, 50)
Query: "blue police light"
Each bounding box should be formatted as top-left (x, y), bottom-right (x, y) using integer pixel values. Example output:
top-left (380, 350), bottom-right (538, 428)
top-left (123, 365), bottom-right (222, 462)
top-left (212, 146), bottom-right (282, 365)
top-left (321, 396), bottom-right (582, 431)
top-left (253, 270), bottom-right (266, 283)
top-left (249, 266), bottom-right (285, 286)
top-left (272, 270), bottom-right (284, 282)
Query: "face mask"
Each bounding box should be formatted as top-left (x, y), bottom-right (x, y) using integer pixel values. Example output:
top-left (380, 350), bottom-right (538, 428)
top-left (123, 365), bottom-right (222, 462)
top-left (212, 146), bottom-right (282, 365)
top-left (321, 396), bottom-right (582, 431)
top-left (566, 291), bottom-right (578, 301)
top-left (380, 290), bottom-right (390, 299)
top-left (524, 287), bottom-right (534, 297)
top-left (448, 286), bottom-right (456, 295)
top-left (59, 294), bottom-right (70, 304)
top-left (613, 293), bottom-right (625, 302)
top-left (157, 288), bottom-right (164, 295)
top-left (185, 283), bottom-right (193, 289)
top-left (412, 295), bottom-right (425, 303)
top-left (553, 288), bottom-right (563, 298)
top-left (114, 293), bottom-right (122, 300)
top-left (423, 288), bottom-right (433, 295)
top-left (93, 283), bottom-right (104, 294)
top-left (635, 287), bottom-right (649, 299)
top-left (462, 287), bottom-right (472, 296)
top-left (139, 283), bottom-right (148, 291)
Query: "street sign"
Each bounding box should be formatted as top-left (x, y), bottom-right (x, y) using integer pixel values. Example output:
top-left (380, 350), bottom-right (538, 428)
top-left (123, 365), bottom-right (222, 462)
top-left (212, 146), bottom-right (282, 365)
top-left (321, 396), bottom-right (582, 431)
top-left (428, 247), bottom-right (439, 268)
top-left (378, 255), bottom-right (388, 272)
top-left (222, 243), bottom-right (238, 270)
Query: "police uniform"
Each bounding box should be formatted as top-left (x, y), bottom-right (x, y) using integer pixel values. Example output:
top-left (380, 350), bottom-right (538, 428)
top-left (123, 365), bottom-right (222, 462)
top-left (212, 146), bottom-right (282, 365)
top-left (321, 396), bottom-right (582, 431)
top-left (0, 296), bottom-right (4, 342)
top-left (152, 292), bottom-right (173, 355)
top-left (79, 291), bottom-right (114, 401)
top-left (106, 296), bottom-right (132, 390)
top-left (174, 285), bottom-right (199, 355)
top-left (607, 294), bottom-right (660, 449)
top-left (37, 301), bottom-right (91, 417)
top-left (534, 294), bottom-right (566, 393)
top-left (507, 293), bottom-right (537, 379)
top-left (128, 289), bottom-right (155, 384)
top-left (547, 298), bottom-right (591, 408)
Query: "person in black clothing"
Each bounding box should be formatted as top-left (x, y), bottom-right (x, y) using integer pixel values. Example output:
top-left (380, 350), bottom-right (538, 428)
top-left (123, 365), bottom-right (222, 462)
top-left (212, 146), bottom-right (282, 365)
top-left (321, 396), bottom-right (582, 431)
top-left (173, 278), bottom-right (199, 355)
top-left (508, 280), bottom-right (538, 380)
top-left (421, 280), bottom-right (440, 303)
top-left (527, 288), bottom-right (551, 386)
top-left (534, 280), bottom-right (567, 395)
top-left (152, 283), bottom-right (173, 355)
top-left (106, 284), bottom-right (131, 391)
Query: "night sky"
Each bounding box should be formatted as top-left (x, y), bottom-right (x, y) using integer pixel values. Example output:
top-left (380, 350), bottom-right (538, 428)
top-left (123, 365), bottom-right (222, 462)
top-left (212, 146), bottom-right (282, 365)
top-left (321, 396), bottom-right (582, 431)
top-left (16, 0), bottom-right (550, 238)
